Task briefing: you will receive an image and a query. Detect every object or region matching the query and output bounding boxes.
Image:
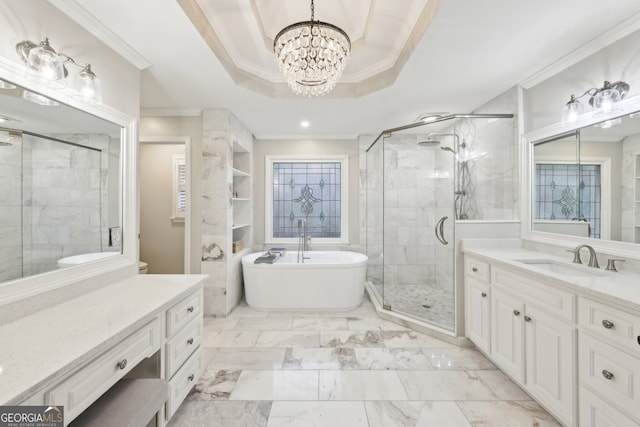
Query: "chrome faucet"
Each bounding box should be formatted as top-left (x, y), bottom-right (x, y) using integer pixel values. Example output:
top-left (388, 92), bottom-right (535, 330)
top-left (297, 219), bottom-right (310, 263)
top-left (568, 244), bottom-right (599, 268)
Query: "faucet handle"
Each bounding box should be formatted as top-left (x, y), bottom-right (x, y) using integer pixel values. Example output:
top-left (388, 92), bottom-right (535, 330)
top-left (566, 248), bottom-right (582, 264)
top-left (605, 258), bottom-right (625, 272)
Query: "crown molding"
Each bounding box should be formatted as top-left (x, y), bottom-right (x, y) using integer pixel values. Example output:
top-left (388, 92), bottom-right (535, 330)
top-left (520, 12), bottom-right (640, 89)
top-left (48, 0), bottom-right (152, 70)
top-left (141, 108), bottom-right (203, 117)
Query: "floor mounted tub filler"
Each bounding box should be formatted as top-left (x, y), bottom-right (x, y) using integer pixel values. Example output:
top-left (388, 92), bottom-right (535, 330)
top-left (241, 251), bottom-right (368, 311)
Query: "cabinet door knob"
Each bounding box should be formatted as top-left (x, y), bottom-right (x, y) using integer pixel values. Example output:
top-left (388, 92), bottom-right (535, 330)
top-left (472, 267), bottom-right (478, 272)
top-left (513, 309), bottom-right (521, 316)
top-left (601, 319), bottom-right (614, 329)
top-left (188, 374), bottom-right (195, 381)
top-left (117, 359), bottom-right (127, 370)
top-left (481, 292), bottom-right (487, 298)
top-left (187, 338), bottom-right (194, 345)
top-left (187, 306), bottom-right (194, 313)
top-left (524, 315), bottom-right (532, 322)
top-left (602, 370), bottom-right (614, 380)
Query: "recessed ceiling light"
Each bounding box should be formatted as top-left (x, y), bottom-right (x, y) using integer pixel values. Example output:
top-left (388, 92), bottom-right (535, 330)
top-left (300, 120), bottom-right (310, 128)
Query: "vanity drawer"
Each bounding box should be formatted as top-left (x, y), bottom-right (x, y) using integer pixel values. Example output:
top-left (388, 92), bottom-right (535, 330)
top-left (491, 267), bottom-right (575, 322)
top-left (580, 386), bottom-right (639, 427)
top-left (46, 318), bottom-right (160, 424)
top-left (166, 316), bottom-right (202, 378)
top-left (578, 297), bottom-right (640, 353)
top-left (167, 346), bottom-right (202, 420)
top-left (579, 331), bottom-right (640, 418)
top-left (465, 257), bottom-right (490, 282)
top-left (166, 289), bottom-right (203, 338)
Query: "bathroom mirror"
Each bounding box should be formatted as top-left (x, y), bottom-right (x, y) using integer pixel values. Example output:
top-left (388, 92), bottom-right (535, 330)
top-left (0, 79), bottom-right (122, 284)
top-left (530, 110), bottom-right (640, 244)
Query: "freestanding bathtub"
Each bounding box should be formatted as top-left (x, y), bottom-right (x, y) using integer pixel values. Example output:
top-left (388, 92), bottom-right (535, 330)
top-left (241, 251), bottom-right (368, 311)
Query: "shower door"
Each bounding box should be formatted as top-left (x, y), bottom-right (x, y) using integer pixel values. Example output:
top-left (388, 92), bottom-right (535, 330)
top-left (380, 130), bottom-right (456, 331)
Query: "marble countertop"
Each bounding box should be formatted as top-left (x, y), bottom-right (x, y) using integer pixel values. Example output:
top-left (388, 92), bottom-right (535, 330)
top-left (0, 274), bottom-right (207, 404)
top-left (461, 241), bottom-right (640, 312)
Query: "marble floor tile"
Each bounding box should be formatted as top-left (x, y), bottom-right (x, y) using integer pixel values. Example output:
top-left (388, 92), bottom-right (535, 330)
top-left (365, 401), bottom-right (472, 427)
top-left (167, 400), bottom-right (271, 427)
top-left (267, 401), bottom-right (368, 427)
top-left (203, 316), bottom-right (239, 330)
top-left (234, 318), bottom-right (293, 331)
top-left (381, 330), bottom-right (455, 348)
top-left (282, 347), bottom-right (358, 370)
top-left (457, 401), bottom-right (563, 427)
top-left (268, 310), bottom-right (321, 318)
top-left (474, 369), bottom-right (531, 401)
top-left (228, 304), bottom-right (270, 318)
top-left (201, 347), bottom-right (219, 367)
top-left (422, 347), bottom-right (497, 370)
top-left (292, 317), bottom-right (349, 331)
top-left (319, 370), bottom-right (408, 400)
top-left (230, 370), bottom-right (319, 400)
top-left (205, 330), bottom-right (260, 347)
top-left (353, 348), bottom-right (431, 370)
top-left (254, 331), bottom-right (320, 347)
top-left (397, 370), bottom-right (500, 400)
top-left (187, 369), bottom-right (241, 400)
top-left (320, 330), bottom-right (384, 347)
top-left (211, 348), bottom-right (286, 370)
top-left (347, 316), bottom-right (410, 331)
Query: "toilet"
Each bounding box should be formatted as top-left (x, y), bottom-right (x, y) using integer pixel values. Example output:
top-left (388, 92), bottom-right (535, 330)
top-left (138, 261), bottom-right (148, 274)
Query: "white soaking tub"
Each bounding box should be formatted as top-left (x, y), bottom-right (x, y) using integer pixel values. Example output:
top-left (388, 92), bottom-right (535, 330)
top-left (241, 251), bottom-right (368, 311)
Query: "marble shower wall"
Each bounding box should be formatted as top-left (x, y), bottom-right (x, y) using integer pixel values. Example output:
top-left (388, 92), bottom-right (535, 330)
top-left (0, 139), bottom-right (23, 282)
top-left (0, 133), bottom-right (114, 280)
top-left (621, 134), bottom-right (640, 243)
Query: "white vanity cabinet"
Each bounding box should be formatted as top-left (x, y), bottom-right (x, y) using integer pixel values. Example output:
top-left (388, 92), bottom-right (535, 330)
top-left (464, 258), bottom-right (491, 353)
top-left (466, 256), bottom-right (577, 427)
top-left (578, 297), bottom-right (640, 426)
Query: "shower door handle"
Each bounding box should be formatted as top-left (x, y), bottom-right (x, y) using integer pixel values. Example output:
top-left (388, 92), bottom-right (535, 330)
top-left (435, 216), bottom-right (449, 245)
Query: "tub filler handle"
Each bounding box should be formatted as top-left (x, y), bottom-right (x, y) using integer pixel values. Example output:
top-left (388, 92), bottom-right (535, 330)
top-left (435, 216), bottom-right (449, 245)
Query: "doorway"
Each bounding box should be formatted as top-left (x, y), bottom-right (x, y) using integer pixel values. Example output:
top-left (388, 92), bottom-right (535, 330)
top-left (139, 137), bottom-right (191, 273)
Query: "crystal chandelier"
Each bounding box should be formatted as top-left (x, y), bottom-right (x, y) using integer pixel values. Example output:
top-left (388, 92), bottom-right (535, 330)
top-left (273, 0), bottom-right (351, 97)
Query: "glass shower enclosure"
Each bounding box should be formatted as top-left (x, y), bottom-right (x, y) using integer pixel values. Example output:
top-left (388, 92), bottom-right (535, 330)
top-left (365, 114), bottom-right (514, 332)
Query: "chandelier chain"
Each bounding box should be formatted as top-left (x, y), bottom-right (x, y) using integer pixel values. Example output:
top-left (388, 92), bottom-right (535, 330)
top-left (311, 0), bottom-right (314, 22)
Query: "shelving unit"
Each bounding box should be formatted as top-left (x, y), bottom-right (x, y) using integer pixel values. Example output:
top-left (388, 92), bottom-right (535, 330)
top-left (232, 140), bottom-right (252, 255)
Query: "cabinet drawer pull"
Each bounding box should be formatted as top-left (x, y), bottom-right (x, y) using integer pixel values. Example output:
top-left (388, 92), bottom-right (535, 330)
top-left (188, 374), bottom-right (195, 381)
top-left (524, 315), bottom-right (532, 322)
top-left (117, 359), bottom-right (127, 370)
top-left (601, 319), bottom-right (614, 329)
top-left (513, 309), bottom-right (521, 316)
top-left (472, 267), bottom-right (478, 272)
top-left (187, 306), bottom-right (194, 313)
top-left (602, 370), bottom-right (614, 380)
top-left (187, 338), bottom-right (194, 345)
top-left (481, 292), bottom-right (487, 298)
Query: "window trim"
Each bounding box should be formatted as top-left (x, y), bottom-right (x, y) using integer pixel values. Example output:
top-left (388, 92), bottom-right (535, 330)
top-left (265, 154), bottom-right (349, 245)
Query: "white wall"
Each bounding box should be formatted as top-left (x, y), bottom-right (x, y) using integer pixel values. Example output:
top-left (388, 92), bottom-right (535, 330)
top-left (523, 29), bottom-right (640, 132)
top-left (0, 1), bottom-right (140, 117)
top-left (252, 139), bottom-right (360, 250)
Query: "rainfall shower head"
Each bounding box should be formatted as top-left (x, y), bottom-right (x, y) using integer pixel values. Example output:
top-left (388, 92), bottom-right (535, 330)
top-left (417, 139), bottom-right (440, 146)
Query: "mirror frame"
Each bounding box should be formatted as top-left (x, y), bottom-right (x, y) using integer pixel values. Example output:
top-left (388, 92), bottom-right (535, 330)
top-left (0, 56), bottom-right (138, 305)
top-left (521, 93), bottom-right (640, 259)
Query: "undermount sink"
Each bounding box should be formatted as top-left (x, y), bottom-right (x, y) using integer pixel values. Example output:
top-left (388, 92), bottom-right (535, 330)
top-left (514, 259), bottom-right (605, 277)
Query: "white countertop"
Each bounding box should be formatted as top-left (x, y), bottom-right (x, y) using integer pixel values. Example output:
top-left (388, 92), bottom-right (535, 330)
top-left (0, 274), bottom-right (206, 404)
top-left (462, 242), bottom-right (640, 312)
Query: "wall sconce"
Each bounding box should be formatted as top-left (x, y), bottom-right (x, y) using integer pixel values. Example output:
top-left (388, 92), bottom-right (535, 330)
top-left (561, 80), bottom-right (629, 124)
top-left (15, 37), bottom-right (102, 104)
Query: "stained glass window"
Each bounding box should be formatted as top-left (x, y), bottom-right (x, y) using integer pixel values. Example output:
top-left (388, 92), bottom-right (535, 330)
top-left (535, 163), bottom-right (601, 238)
top-left (272, 161), bottom-right (342, 238)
